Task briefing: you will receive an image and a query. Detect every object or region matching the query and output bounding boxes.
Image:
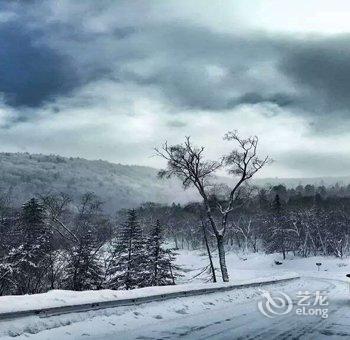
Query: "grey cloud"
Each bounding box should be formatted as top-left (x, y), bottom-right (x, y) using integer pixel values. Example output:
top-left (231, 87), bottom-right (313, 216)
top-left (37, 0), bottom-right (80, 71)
top-left (2, 1), bottom-right (350, 136)
top-left (113, 25), bottom-right (291, 111)
top-left (1, 1), bottom-right (350, 178)
top-left (229, 92), bottom-right (296, 108)
top-left (0, 1), bottom-right (132, 109)
top-left (279, 36), bottom-right (350, 113)
top-left (277, 150), bottom-right (350, 177)
top-left (0, 2), bottom-right (304, 114)
top-left (0, 20), bottom-right (80, 107)
top-left (166, 120), bottom-right (187, 128)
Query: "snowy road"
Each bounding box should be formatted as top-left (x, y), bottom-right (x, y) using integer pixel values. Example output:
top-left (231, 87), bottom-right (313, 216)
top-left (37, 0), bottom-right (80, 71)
top-left (2, 277), bottom-right (349, 340)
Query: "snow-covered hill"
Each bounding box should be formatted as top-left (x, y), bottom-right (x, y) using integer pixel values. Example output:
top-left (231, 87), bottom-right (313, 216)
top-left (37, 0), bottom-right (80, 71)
top-left (0, 152), bottom-right (198, 213)
top-left (0, 152), bottom-right (347, 214)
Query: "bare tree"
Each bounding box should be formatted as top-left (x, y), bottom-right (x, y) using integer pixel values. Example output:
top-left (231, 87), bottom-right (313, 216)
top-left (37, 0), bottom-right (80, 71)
top-left (40, 193), bottom-right (79, 244)
top-left (155, 131), bottom-right (270, 282)
top-left (201, 220), bottom-right (217, 282)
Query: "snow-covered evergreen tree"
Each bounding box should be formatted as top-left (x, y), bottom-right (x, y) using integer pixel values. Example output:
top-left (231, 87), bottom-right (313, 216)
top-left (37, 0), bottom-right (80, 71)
top-left (1, 198), bottom-right (52, 294)
top-left (63, 228), bottom-right (103, 291)
top-left (108, 210), bottom-right (146, 290)
top-left (145, 220), bottom-right (177, 286)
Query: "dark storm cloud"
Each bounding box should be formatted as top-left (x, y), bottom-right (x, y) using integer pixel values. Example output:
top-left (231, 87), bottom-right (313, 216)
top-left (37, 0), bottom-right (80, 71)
top-left (0, 1), bottom-right (127, 109)
top-left (0, 1), bottom-right (350, 178)
top-left (113, 25), bottom-right (291, 111)
top-left (139, 28), bottom-right (350, 129)
top-left (279, 36), bottom-right (350, 115)
top-left (229, 92), bottom-right (296, 108)
top-left (2, 0), bottom-right (350, 136)
top-left (0, 19), bottom-right (81, 107)
top-left (0, 0), bottom-right (291, 111)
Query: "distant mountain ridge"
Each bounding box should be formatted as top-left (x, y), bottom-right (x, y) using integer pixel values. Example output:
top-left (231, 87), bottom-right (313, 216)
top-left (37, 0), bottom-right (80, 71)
top-left (0, 152), bottom-right (348, 213)
top-left (0, 152), bottom-right (198, 213)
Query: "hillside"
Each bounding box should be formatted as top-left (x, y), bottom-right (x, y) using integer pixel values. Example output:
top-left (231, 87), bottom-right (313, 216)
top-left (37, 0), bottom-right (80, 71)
top-left (0, 152), bottom-right (348, 214)
top-left (0, 153), bottom-right (198, 213)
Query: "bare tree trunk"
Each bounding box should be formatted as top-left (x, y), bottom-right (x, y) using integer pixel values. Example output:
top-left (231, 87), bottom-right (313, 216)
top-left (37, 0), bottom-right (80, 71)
top-left (174, 235), bottom-right (178, 249)
top-left (235, 233), bottom-right (241, 249)
top-left (168, 253), bottom-right (175, 285)
top-left (217, 235), bottom-right (229, 282)
top-left (316, 227), bottom-right (327, 256)
top-left (281, 234), bottom-right (286, 260)
top-left (202, 222), bottom-right (216, 283)
top-left (204, 206), bottom-right (230, 282)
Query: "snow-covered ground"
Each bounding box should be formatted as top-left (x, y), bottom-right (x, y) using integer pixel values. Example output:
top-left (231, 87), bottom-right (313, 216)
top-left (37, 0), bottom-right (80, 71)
top-left (1, 250), bottom-right (350, 339)
top-left (176, 249), bottom-right (350, 283)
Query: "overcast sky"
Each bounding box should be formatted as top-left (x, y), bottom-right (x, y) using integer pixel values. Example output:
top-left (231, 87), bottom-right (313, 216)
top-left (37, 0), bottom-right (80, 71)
top-left (0, 0), bottom-right (350, 178)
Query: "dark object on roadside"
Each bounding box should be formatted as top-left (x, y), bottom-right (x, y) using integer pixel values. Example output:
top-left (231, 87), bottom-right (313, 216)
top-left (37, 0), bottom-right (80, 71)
top-left (316, 262), bottom-right (322, 271)
top-left (274, 261), bottom-right (283, 265)
top-left (346, 274), bottom-right (350, 278)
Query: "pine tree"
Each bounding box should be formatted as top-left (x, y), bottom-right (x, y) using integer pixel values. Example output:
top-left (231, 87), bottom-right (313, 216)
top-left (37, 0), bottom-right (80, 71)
top-left (64, 228), bottom-right (103, 291)
top-left (108, 210), bottom-right (146, 290)
top-left (2, 198), bottom-right (52, 294)
top-left (145, 220), bottom-right (177, 286)
top-left (264, 194), bottom-right (289, 259)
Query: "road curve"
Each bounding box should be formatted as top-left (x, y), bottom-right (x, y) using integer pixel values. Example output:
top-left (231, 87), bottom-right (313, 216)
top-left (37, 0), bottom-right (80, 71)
top-left (102, 277), bottom-right (349, 340)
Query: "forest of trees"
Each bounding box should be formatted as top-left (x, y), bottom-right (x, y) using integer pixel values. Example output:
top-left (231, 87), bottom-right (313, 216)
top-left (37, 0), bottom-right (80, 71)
top-left (134, 183), bottom-right (350, 261)
top-left (0, 181), bottom-right (350, 296)
top-left (0, 193), bottom-right (178, 296)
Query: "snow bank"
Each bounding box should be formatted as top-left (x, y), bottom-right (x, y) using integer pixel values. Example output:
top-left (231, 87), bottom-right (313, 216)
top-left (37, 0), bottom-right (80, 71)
top-left (0, 273), bottom-right (299, 317)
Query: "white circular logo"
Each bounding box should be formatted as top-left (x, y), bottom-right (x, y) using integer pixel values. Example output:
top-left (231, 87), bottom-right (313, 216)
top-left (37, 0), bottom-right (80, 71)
top-left (258, 289), bottom-right (293, 318)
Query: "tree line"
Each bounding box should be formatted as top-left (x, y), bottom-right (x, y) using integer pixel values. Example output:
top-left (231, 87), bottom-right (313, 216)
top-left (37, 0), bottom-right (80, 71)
top-left (0, 183), bottom-right (349, 295)
top-left (136, 188), bottom-right (350, 260)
